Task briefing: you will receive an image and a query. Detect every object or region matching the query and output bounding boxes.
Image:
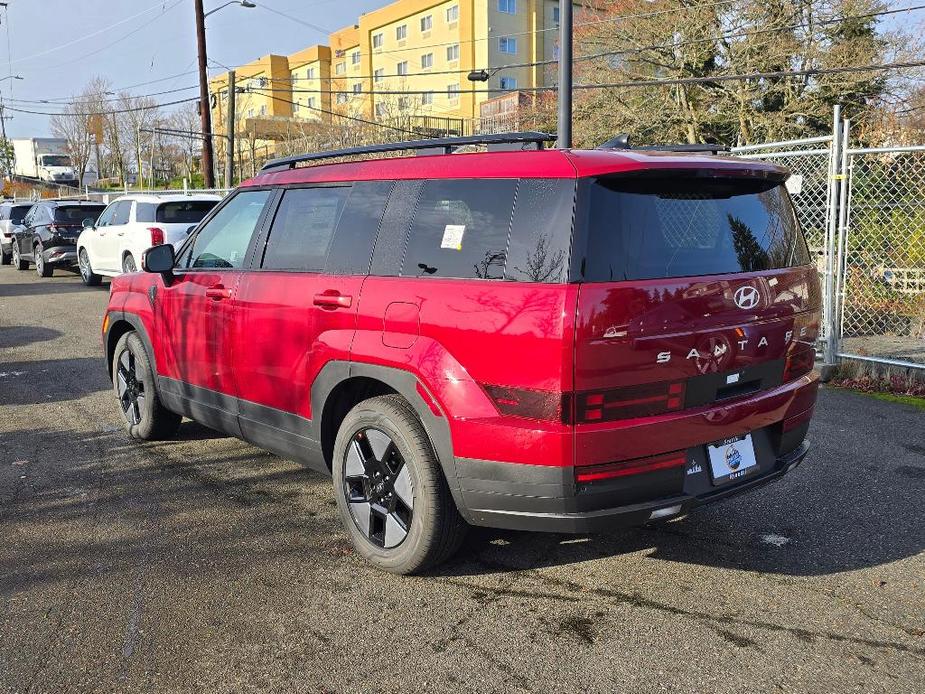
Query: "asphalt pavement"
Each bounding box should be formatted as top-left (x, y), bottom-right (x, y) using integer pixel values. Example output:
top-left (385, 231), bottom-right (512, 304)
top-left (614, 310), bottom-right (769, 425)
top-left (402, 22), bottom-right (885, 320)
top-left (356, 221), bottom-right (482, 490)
top-left (1, 266), bottom-right (923, 693)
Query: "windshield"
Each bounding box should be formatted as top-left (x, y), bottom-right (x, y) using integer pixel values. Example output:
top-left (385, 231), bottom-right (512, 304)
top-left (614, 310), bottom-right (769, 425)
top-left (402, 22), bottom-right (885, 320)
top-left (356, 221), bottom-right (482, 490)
top-left (157, 200), bottom-right (217, 224)
top-left (41, 155), bottom-right (71, 167)
top-left (582, 176), bottom-right (810, 281)
top-left (11, 205), bottom-right (31, 224)
top-left (54, 205), bottom-right (105, 224)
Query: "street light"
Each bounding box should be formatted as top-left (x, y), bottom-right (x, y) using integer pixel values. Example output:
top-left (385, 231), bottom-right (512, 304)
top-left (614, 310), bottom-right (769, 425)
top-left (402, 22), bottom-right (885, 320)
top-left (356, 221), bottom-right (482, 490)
top-left (195, 0), bottom-right (256, 187)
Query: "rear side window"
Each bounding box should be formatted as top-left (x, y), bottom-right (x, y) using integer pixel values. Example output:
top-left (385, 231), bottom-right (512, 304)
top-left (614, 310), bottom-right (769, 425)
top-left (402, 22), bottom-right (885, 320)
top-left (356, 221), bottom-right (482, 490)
top-left (581, 177), bottom-right (810, 282)
top-left (262, 186), bottom-right (350, 271)
top-left (54, 205), bottom-right (105, 224)
top-left (325, 181), bottom-right (393, 275)
top-left (401, 179), bottom-right (517, 279)
top-left (157, 200), bottom-right (218, 224)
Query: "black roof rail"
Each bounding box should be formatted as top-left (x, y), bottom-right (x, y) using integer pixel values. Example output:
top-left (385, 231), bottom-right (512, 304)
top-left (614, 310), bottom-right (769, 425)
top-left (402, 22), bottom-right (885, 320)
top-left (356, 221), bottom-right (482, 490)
top-left (260, 131), bottom-right (557, 172)
top-left (597, 134), bottom-right (729, 154)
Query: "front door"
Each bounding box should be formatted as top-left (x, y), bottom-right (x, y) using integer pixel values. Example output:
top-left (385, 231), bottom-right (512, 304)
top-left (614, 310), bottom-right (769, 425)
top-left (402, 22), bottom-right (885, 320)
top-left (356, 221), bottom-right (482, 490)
top-left (155, 188), bottom-right (273, 433)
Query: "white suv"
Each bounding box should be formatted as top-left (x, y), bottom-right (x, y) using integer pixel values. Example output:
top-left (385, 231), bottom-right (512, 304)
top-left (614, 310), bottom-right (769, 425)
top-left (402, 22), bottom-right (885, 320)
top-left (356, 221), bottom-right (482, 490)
top-left (76, 193), bottom-right (220, 285)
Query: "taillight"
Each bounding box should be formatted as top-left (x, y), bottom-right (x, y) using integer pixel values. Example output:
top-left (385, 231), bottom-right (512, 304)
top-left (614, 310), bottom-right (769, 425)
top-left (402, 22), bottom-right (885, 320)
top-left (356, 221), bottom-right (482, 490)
top-left (483, 385), bottom-right (569, 422)
top-left (576, 451), bottom-right (687, 483)
top-left (783, 345), bottom-right (815, 382)
top-left (574, 380), bottom-right (686, 424)
top-left (148, 227), bottom-right (165, 246)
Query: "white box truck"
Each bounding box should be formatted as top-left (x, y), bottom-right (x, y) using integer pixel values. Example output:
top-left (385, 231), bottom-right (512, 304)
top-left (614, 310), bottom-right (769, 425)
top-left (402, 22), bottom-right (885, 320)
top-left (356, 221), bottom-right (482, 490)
top-left (12, 138), bottom-right (77, 186)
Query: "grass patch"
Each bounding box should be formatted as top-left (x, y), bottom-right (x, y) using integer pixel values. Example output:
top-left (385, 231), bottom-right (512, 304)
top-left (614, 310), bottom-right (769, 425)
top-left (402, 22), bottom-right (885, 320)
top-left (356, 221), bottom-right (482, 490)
top-left (829, 385), bottom-right (925, 411)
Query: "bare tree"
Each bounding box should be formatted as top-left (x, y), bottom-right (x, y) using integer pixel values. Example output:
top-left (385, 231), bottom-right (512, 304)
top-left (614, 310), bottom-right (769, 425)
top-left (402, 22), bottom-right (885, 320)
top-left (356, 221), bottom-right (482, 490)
top-left (49, 85), bottom-right (96, 186)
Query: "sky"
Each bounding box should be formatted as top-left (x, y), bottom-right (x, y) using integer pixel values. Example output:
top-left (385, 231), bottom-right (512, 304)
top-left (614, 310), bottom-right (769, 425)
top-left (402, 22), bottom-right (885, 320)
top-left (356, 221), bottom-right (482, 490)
top-left (0, 0), bottom-right (921, 138)
top-left (0, 0), bottom-right (385, 138)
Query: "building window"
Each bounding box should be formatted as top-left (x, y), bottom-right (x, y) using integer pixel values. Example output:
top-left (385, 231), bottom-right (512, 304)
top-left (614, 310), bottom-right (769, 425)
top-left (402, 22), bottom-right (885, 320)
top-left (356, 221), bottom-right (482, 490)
top-left (397, 61), bottom-right (408, 76)
top-left (292, 102), bottom-right (300, 114)
top-left (336, 92), bottom-right (348, 104)
top-left (353, 83), bottom-right (362, 94)
top-left (553, 6), bottom-right (559, 24)
top-left (396, 24), bottom-right (407, 40)
top-left (247, 108), bottom-right (254, 118)
top-left (422, 91), bottom-right (434, 105)
top-left (259, 104), bottom-right (267, 116)
top-left (498, 0), bottom-right (516, 14)
top-left (420, 15), bottom-right (432, 32)
top-left (351, 50), bottom-right (361, 65)
top-left (446, 5), bottom-right (458, 22)
top-left (307, 97), bottom-right (316, 109)
top-left (499, 37), bottom-right (517, 54)
top-left (500, 76), bottom-right (517, 90)
top-left (447, 83), bottom-right (460, 100)
top-left (374, 68), bottom-right (384, 83)
top-left (376, 102), bottom-right (386, 117)
top-left (306, 67), bottom-right (315, 80)
top-left (335, 62), bottom-right (346, 75)
top-left (446, 44), bottom-right (459, 62)
top-left (421, 52), bottom-right (433, 69)
top-left (373, 32), bottom-right (383, 49)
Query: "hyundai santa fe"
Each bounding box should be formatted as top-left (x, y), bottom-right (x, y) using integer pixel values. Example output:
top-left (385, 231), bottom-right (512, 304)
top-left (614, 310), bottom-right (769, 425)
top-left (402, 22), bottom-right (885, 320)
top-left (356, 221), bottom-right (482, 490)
top-left (101, 132), bottom-right (820, 574)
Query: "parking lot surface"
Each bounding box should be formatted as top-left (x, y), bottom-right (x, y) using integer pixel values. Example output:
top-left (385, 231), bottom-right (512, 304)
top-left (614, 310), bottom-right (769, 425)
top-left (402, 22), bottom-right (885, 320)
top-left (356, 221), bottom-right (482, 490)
top-left (1, 268), bottom-right (923, 693)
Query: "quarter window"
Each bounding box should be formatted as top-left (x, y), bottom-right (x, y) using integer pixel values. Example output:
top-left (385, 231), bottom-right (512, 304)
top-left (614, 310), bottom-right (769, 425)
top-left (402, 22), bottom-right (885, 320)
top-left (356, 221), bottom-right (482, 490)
top-left (183, 189), bottom-right (271, 269)
top-left (401, 179), bottom-right (518, 280)
top-left (261, 187), bottom-right (350, 272)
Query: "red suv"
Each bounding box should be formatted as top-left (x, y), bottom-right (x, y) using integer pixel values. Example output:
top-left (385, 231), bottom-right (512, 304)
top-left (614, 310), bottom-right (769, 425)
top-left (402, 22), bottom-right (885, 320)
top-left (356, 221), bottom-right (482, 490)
top-left (102, 132), bottom-right (820, 574)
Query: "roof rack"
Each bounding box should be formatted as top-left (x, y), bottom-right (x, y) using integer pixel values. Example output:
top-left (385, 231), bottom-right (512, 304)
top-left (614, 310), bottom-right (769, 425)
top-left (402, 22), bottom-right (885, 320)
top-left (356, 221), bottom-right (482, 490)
top-left (597, 134), bottom-right (730, 154)
top-left (260, 131), bottom-right (556, 172)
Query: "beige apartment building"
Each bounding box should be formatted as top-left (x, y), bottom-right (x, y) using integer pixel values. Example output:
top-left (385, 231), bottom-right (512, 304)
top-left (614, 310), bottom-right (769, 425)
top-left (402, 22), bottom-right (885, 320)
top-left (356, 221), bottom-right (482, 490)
top-left (210, 0), bottom-right (563, 144)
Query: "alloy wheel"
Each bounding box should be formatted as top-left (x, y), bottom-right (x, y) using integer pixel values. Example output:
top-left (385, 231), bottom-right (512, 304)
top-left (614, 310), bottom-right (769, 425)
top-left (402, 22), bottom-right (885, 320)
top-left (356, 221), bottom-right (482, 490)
top-left (343, 428), bottom-right (414, 549)
top-left (12, 246), bottom-right (18, 266)
top-left (116, 348), bottom-right (146, 426)
top-left (123, 254), bottom-right (136, 273)
top-left (34, 249), bottom-right (43, 275)
top-left (79, 249), bottom-right (90, 281)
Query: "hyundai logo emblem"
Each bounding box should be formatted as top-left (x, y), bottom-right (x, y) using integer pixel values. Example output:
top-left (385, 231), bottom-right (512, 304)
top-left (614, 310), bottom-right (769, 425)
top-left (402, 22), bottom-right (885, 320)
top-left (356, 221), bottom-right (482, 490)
top-left (734, 286), bottom-right (760, 310)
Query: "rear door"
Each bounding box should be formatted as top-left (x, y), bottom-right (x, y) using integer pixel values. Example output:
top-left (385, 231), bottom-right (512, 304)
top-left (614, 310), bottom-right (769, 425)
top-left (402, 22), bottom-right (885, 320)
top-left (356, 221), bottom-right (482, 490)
top-left (231, 182), bottom-right (391, 464)
top-left (571, 174), bottom-right (820, 450)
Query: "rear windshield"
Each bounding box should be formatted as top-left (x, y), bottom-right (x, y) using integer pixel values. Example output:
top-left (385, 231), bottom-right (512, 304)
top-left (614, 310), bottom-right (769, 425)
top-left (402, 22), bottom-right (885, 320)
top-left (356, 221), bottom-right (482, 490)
top-left (135, 200), bottom-right (218, 224)
top-left (11, 205), bottom-right (31, 224)
top-left (582, 176), bottom-right (810, 282)
top-left (54, 205), bottom-right (105, 224)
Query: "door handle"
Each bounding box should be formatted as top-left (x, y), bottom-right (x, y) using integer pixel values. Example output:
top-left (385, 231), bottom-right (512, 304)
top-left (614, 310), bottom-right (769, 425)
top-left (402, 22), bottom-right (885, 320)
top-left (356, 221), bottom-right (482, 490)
top-left (205, 285), bottom-right (231, 300)
top-left (313, 292), bottom-right (352, 309)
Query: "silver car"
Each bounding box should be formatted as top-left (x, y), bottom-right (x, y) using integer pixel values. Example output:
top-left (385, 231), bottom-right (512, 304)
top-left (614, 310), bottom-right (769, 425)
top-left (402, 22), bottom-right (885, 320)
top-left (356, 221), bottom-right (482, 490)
top-left (0, 201), bottom-right (34, 265)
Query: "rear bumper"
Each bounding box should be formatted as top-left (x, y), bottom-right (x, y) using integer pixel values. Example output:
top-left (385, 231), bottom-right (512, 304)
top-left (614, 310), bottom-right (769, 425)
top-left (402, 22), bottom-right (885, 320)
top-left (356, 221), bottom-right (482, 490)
top-left (459, 440), bottom-right (809, 533)
top-left (41, 246), bottom-right (77, 265)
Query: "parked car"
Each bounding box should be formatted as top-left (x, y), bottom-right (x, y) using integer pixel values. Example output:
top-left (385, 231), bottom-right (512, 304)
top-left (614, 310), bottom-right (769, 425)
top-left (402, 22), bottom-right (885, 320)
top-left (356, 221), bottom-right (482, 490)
top-left (0, 201), bottom-right (34, 265)
top-left (77, 193), bottom-right (220, 285)
top-left (11, 200), bottom-right (107, 276)
top-left (101, 133), bottom-right (821, 574)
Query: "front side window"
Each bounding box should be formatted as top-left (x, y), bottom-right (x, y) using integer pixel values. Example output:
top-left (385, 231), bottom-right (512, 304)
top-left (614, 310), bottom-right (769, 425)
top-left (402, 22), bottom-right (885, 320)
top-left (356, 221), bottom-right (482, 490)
top-left (582, 177), bottom-right (810, 282)
top-left (183, 189), bottom-right (271, 269)
top-left (261, 187), bottom-right (350, 272)
top-left (401, 179), bottom-right (518, 280)
top-left (11, 206), bottom-right (30, 224)
top-left (108, 201), bottom-right (132, 226)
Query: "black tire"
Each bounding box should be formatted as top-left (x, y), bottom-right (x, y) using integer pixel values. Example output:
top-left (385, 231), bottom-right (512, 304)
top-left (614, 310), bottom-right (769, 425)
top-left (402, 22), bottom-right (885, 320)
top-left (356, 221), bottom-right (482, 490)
top-left (78, 248), bottom-right (102, 286)
top-left (122, 253), bottom-right (137, 274)
top-left (12, 244), bottom-right (27, 271)
top-left (333, 394), bottom-right (467, 575)
top-left (35, 245), bottom-right (52, 277)
top-left (112, 331), bottom-right (182, 440)
top-left (1, 250), bottom-right (10, 266)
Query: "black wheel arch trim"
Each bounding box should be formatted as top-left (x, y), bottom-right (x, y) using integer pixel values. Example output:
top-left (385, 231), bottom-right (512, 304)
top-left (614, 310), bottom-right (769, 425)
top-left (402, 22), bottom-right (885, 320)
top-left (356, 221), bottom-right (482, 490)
top-left (103, 311), bottom-right (158, 383)
top-left (311, 361), bottom-right (469, 521)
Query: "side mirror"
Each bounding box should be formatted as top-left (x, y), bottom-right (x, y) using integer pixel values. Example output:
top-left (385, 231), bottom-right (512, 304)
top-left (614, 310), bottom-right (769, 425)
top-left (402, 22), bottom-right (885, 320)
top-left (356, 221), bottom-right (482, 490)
top-left (142, 243), bottom-right (175, 279)
top-left (82, 217), bottom-right (96, 230)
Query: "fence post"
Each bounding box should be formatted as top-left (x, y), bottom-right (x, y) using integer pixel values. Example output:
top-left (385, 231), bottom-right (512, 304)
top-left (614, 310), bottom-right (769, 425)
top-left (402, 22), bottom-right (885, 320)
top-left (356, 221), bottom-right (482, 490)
top-left (822, 105), bottom-right (842, 367)
top-left (833, 118), bottom-right (851, 354)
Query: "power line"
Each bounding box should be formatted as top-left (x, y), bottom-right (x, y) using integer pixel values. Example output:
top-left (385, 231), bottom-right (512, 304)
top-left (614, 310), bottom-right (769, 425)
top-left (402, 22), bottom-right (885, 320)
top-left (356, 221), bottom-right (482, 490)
top-left (2, 96), bottom-right (200, 118)
top-left (257, 1), bottom-right (333, 36)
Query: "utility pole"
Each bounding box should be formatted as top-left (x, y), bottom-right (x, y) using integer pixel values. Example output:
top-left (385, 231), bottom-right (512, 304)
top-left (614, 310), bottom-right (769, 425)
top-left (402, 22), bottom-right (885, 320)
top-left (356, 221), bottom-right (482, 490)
top-left (225, 70), bottom-right (236, 188)
top-left (194, 0), bottom-right (215, 187)
top-left (0, 102), bottom-right (9, 180)
top-left (557, 0), bottom-right (573, 149)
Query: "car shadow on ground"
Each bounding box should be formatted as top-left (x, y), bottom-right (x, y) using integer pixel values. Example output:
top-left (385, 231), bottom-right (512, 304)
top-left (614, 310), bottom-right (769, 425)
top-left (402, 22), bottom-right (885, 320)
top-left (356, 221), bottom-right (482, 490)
top-left (0, 358), bottom-right (109, 405)
top-left (0, 325), bottom-right (63, 349)
top-left (0, 275), bottom-right (106, 297)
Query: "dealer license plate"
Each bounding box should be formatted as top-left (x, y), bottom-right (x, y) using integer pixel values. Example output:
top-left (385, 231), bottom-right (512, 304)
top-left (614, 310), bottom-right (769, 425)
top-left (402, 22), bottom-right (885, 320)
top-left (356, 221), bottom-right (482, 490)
top-left (707, 434), bottom-right (758, 485)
